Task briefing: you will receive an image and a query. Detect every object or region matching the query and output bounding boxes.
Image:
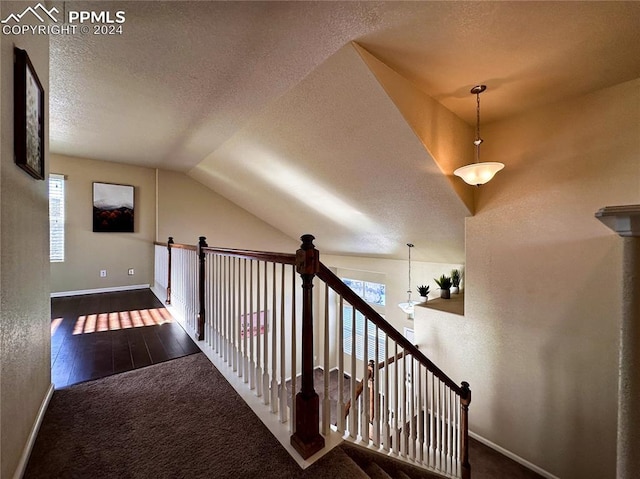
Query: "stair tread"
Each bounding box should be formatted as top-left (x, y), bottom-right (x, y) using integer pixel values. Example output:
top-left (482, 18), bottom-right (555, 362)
top-left (364, 461), bottom-right (393, 479)
top-left (340, 442), bottom-right (445, 479)
top-left (305, 446), bottom-right (370, 479)
top-left (395, 470), bottom-right (413, 479)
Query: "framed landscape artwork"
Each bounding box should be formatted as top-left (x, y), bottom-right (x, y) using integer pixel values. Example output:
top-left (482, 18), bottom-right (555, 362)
top-left (93, 182), bottom-right (135, 233)
top-left (14, 47), bottom-right (45, 180)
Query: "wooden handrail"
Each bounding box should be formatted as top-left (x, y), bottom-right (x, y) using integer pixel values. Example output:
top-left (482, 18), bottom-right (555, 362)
top-left (154, 240), bottom-right (197, 251)
top-left (156, 242), bottom-right (297, 265)
top-left (317, 263), bottom-right (463, 395)
top-left (202, 245), bottom-right (296, 265)
top-left (377, 350), bottom-right (405, 370)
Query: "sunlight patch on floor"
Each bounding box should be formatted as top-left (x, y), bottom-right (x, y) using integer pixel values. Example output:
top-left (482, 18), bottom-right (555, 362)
top-left (72, 308), bottom-right (174, 335)
top-left (51, 317), bottom-right (64, 336)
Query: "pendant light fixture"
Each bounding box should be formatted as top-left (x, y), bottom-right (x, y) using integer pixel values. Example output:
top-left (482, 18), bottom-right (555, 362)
top-left (398, 243), bottom-right (416, 319)
top-left (454, 85), bottom-right (504, 186)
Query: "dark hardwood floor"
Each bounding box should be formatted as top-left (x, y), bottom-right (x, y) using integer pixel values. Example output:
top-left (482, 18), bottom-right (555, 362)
top-left (51, 289), bottom-right (200, 389)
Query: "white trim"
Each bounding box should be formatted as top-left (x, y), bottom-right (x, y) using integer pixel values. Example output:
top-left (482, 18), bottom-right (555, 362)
top-left (469, 431), bottom-right (561, 479)
top-left (50, 284), bottom-right (150, 298)
top-left (13, 383), bottom-right (54, 479)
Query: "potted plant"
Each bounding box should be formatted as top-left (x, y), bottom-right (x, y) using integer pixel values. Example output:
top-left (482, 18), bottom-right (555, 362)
top-left (417, 285), bottom-right (430, 302)
top-left (451, 269), bottom-right (461, 294)
top-left (434, 274), bottom-right (452, 299)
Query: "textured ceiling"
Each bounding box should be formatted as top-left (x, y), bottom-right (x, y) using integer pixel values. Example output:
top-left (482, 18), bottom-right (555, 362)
top-left (48, 1), bottom-right (640, 261)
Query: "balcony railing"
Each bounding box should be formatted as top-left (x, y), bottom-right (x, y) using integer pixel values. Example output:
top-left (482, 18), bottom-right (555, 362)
top-left (154, 235), bottom-right (470, 478)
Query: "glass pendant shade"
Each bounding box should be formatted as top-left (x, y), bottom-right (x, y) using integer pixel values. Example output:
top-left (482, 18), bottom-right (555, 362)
top-left (398, 296), bottom-right (415, 315)
top-left (454, 162), bottom-right (505, 186)
top-left (455, 84), bottom-right (504, 186)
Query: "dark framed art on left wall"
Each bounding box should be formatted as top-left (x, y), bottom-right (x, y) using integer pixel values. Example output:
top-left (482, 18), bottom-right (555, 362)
top-left (14, 47), bottom-right (45, 180)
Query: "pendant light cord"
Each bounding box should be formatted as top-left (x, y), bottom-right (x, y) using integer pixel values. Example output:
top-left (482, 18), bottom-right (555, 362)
top-left (406, 243), bottom-right (414, 298)
top-left (475, 90), bottom-right (482, 163)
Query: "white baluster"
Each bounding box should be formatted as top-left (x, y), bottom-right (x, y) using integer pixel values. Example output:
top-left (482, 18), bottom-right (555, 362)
top-left (322, 284), bottom-right (330, 436)
top-left (350, 306), bottom-right (357, 439)
top-left (373, 326), bottom-right (380, 447)
top-left (271, 263), bottom-right (278, 413)
top-left (237, 257), bottom-right (243, 377)
top-left (262, 261), bottom-right (269, 404)
top-left (252, 261), bottom-right (258, 397)
top-left (216, 254), bottom-right (221, 353)
top-left (437, 379), bottom-right (442, 471)
top-left (337, 296), bottom-right (345, 434)
top-left (394, 341), bottom-right (399, 455)
top-left (243, 259), bottom-right (249, 383)
top-left (417, 363), bottom-right (424, 465)
top-left (361, 315), bottom-right (368, 443)
top-left (249, 260), bottom-right (255, 390)
top-left (400, 347), bottom-right (406, 458)
top-left (207, 253), bottom-right (213, 348)
top-left (290, 265), bottom-right (297, 433)
top-left (409, 355), bottom-right (416, 462)
top-left (226, 256), bottom-right (231, 362)
top-left (383, 334), bottom-right (390, 452)
top-left (279, 263), bottom-right (287, 423)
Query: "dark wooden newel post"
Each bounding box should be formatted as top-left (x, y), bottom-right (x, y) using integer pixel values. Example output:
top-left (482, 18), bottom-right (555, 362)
top-left (196, 236), bottom-right (207, 341)
top-left (291, 234), bottom-right (325, 459)
top-left (460, 381), bottom-right (472, 479)
top-left (166, 237), bottom-right (174, 304)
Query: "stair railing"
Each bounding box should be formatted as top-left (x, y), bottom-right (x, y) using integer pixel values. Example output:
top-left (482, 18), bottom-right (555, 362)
top-left (317, 260), bottom-right (471, 479)
top-left (153, 235), bottom-right (470, 478)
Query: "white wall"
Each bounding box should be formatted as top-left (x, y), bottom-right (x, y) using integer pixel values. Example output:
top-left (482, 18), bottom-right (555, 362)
top-left (415, 78), bottom-right (640, 479)
top-left (0, 8), bottom-right (50, 477)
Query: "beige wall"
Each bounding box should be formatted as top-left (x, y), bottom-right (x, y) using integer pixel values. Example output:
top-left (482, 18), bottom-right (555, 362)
top-left (50, 155), bottom-right (156, 293)
top-left (0, 9), bottom-right (51, 478)
top-left (415, 78), bottom-right (640, 479)
top-left (50, 162), bottom-right (297, 294)
top-left (159, 169), bottom-right (298, 252)
top-left (355, 43), bottom-right (475, 215)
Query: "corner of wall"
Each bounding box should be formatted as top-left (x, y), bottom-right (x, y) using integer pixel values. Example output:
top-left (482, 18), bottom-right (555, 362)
top-left (351, 42), bottom-right (475, 215)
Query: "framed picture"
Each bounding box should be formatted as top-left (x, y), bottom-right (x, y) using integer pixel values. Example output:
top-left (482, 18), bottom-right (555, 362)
top-left (93, 182), bottom-right (135, 233)
top-left (14, 47), bottom-right (45, 180)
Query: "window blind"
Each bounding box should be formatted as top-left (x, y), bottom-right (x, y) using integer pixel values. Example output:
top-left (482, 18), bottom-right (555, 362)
top-left (49, 174), bottom-right (65, 262)
top-left (343, 306), bottom-right (386, 362)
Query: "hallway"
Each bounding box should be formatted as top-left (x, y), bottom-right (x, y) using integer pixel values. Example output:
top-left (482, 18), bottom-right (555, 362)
top-left (50, 289), bottom-right (200, 388)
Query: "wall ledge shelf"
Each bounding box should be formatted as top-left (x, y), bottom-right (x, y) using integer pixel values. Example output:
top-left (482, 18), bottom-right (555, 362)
top-left (416, 292), bottom-right (464, 316)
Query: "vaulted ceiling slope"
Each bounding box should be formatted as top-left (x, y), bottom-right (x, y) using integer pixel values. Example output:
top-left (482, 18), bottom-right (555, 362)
top-left (191, 44), bottom-right (470, 262)
top-left (49, 2), bottom-right (640, 261)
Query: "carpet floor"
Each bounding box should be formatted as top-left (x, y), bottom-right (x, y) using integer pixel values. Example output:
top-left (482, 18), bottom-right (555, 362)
top-left (25, 353), bottom-right (543, 479)
top-left (26, 353), bottom-right (368, 479)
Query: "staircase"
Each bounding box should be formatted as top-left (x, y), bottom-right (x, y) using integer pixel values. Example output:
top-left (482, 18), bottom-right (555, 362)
top-left (337, 442), bottom-right (445, 479)
top-left (153, 235), bottom-right (471, 478)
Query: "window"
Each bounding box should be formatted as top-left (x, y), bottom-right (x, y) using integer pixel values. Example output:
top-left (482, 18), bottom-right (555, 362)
top-left (343, 306), bottom-right (386, 362)
top-left (341, 277), bottom-right (386, 361)
top-left (342, 278), bottom-right (385, 306)
top-left (49, 174), bottom-right (65, 262)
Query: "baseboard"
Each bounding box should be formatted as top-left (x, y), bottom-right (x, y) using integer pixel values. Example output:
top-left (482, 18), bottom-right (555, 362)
top-left (469, 430), bottom-right (561, 479)
top-left (13, 383), bottom-right (54, 479)
top-left (50, 284), bottom-right (150, 298)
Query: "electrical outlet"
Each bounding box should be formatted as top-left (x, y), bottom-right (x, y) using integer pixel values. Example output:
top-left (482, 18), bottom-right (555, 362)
top-left (128, 268), bottom-right (135, 275)
top-left (100, 270), bottom-right (107, 278)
